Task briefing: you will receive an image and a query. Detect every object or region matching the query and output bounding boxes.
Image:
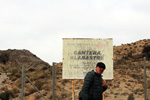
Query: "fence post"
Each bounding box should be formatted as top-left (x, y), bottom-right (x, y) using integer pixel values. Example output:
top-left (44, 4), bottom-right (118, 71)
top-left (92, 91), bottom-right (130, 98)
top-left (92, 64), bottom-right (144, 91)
top-left (144, 57), bottom-right (147, 100)
top-left (25, 76), bottom-right (47, 100)
top-left (21, 65), bottom-right (25, 100)
top-left (16, 60), bottom-right (47, 100)
top-left (52, 62), bottom-right (56, 100)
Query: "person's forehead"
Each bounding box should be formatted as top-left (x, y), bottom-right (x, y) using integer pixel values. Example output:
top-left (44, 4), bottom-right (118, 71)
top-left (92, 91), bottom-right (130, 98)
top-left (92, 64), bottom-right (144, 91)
top-left (98, 67), bottom-right (104, 70)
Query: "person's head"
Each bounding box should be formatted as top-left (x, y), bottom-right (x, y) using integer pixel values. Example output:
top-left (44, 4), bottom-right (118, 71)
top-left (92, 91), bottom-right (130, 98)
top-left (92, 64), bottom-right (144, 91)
top-left (96, 62), bottom-right (106, 75)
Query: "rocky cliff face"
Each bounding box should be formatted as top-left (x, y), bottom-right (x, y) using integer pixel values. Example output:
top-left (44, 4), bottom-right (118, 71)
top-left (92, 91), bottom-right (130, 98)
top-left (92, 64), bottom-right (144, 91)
top-left (0, 39), bottom-right (150, 100)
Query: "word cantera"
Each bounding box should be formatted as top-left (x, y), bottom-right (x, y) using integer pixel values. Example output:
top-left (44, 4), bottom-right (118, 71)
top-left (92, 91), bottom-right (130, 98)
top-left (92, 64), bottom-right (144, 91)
top-left (74, 51), bottom-right (102, 55)
top-left (70, 51), bottom-right (104, 60)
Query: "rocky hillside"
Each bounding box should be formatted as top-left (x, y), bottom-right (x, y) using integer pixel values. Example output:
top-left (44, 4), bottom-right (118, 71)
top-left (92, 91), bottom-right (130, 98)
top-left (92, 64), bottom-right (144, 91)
top-left (109, 39), bottom-right (150, 100)
top-left (0, 49), bottom-right (52, 100)
top-left (114, 39), bottom-right (150, 60)
top-left (0, 39), bottom-right (150, 100)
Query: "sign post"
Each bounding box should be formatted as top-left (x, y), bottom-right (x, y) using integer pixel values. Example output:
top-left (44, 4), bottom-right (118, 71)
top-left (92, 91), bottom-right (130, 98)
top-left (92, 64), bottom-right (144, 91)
top-left (52, 62), bottom-right (56, 100)
top-left (21, 65), bottom-right (25, 100)
top-left (144, 57), bottom-right (147, 100)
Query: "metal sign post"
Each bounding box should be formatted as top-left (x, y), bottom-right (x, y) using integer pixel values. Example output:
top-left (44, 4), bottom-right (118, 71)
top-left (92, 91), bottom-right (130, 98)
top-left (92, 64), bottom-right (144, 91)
top-left (144, 57), bottom-right (147, 100)
top-left (52, 62), bottom-right (56, 100)
top-left (15, 60), bottom-right (24, 100)
top-left (21, 65), bottom-right (25, 100)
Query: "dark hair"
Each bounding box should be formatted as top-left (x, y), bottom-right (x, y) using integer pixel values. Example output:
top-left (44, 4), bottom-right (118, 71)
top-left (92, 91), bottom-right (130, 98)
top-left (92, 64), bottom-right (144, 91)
top-left (96, 62), bottom-right (106, 69)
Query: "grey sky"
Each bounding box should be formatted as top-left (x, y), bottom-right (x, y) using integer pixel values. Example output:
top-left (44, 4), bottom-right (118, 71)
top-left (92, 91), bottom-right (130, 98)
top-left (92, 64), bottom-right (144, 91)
top-left (0, 0), bottom-right (150, 64)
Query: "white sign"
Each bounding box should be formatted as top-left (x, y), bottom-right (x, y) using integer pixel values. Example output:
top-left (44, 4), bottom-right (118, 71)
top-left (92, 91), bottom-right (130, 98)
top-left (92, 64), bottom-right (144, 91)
top-left (63, 38), bottom-right (113, 80)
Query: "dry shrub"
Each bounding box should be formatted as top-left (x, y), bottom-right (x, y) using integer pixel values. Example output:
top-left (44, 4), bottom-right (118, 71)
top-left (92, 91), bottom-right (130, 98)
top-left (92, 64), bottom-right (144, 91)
top-left (28, 87), bottom-right (37, 95)
top-left (38, 72), bottom-right (46, 79)
top-left (0, 89), bottom-right (14, 100)
top-left (42, 84), bottom-right (50, 91)
top-left (0, 67), bottom-right (3, 72)
top-left (127, 93), bottom-right (134, 100)
top-left (12, 87), bottom-right (20, 94)
top-left (35, 80), bottom-right (44, 90)
top-left (35, 94), bottom-right (41, 99)
top-left (11, 68), bottom-right (18, 76)
top-left (10, 76), bottom-right (18, 81)
top-left (0, 53), bottom-right (9, 64)
top-left (15, 73), bottom-right (21, 78)
top-left (15, 79), bottom-right (21, 88)
top-left (62, 79), bottom-right (70, 85)
top-left (29, 73), bottom-right (37, 81)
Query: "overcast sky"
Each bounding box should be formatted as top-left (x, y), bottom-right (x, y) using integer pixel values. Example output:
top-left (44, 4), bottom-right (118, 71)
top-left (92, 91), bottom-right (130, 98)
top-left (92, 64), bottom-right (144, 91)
top-left (0, 0), bottom-right (150, 64)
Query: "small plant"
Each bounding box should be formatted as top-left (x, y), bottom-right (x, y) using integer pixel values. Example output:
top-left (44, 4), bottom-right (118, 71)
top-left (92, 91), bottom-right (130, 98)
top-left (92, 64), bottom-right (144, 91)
top-left (15, 78), bottom-right (21, 87)
top-left (0, 53), bottom-right (9, 64)
top-left (30, 73), bottom-right (37, 81)
top-left (62, 79), bottom-right (70, 85)
top-left (35, 94), bottom-right (41, 99)
top-left (28, 87), bottom-right (37, 95)
top-left (142, 45), bottom-right (150, 58)
top-left (0, 67), bottom-right (3, 72)
top-left (35, 80), bottom-right (44, 90)
top-left (0, 90), bottom-right (14, 100)
top-left (127, 93), bottom-right (134, 100)
top-left (11, 68), bottom-right (19, 75)
top-left (10, 75), bottom-right (18, 81)
top-left (0, 92), bottom-right (7, 100)
top-left (12, 87), bottom-right (19, 94)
